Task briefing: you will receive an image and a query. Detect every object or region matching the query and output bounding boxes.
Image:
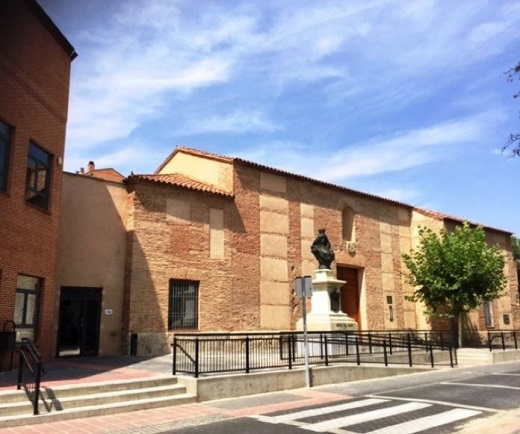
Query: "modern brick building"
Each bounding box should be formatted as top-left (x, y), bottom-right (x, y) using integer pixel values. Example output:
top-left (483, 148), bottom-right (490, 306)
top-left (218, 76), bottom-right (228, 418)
top-left (0, 0), bottom-right (76, 362)
top-left (56, 147), bottom-right (519, 357)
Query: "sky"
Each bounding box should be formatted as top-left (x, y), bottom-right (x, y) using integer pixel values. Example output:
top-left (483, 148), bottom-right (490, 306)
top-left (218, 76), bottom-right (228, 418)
top-left (39, 0), bottom-right (520, 236)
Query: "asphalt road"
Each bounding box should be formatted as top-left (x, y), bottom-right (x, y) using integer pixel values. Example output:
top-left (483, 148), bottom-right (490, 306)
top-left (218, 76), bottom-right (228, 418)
top-left (162, 361), bottom-right (520, 434)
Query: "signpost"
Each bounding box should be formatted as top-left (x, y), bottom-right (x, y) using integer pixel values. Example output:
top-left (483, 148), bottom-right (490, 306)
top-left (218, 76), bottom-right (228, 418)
top-left (295, 276), bottom-right (312, 387)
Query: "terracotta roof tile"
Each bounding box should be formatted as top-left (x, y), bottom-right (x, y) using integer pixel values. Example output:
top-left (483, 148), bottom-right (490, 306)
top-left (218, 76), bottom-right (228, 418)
top-left (128, 173), bottom-right (233, 197)
top-left (83, 168), bottom-right (125, 183)
top-left (414, 207), bottom-right (511, 235)
top-left (152, 146), bottom-right (512, 235)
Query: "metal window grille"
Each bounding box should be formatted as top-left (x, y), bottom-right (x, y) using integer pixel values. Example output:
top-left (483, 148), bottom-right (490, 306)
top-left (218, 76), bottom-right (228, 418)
top-left (168, 279), bottom-right (199, 330)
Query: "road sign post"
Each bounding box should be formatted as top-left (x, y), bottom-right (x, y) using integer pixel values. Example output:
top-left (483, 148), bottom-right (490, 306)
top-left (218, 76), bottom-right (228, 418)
top-left (295, 276), bottom-right (312, 387)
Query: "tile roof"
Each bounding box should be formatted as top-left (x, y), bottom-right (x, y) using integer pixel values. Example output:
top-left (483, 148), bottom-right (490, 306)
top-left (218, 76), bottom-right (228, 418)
top-left (83, 168), bottom-right (125, 183)
top-left (127, 173), bottom-right (234, 197)
top-left (414, 207), bottom-right (512, 235)
top-left (173, 146), bottom-right (414, 209)
top-left (154, 146), bottom-right (232, 174)
top-left (152, 146), bottom-right (513, 235)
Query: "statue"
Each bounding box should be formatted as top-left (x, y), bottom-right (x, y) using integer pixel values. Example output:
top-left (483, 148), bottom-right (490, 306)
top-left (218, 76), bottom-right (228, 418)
top-left (311, 228), bottom-right (335, 269)
top-left (330, 288), bottom-right (340, 313)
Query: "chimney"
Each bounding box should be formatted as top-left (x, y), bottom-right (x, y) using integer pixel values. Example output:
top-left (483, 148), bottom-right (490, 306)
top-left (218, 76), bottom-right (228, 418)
top-left (79, 167), bottom-right (84, 174)
top-left (87, 161), bottom-right (95, 172)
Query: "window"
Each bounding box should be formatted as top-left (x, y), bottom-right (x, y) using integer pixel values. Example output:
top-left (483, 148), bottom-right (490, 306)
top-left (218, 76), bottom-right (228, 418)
top-left (168, 279), bottom-right (199, 330)
top-left (342, 206), bottom-right (355, 242)
top-left (26, 142), bottom-right (51, 209)
top-left (14, 275), bottom-right (42, 342)
top-left (484, 301), bottom-right (494, 327)
top-left (0, 120), bottom-right (12, 191)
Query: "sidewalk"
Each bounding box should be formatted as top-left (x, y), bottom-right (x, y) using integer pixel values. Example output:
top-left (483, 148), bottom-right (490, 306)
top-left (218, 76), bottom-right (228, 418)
top-left (0, 354), bottom-right (174, 391)
top-left (0, 355), bottom-right (349, 434)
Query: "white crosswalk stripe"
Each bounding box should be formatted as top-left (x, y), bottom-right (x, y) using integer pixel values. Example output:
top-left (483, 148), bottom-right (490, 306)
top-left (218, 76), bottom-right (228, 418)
top-left (305, 401), bottom-right (431, 432)
top-left (253, 398), bottom-right (482, 434)
top-left (256, 398), bottom-right (388, 424)
top-left (368, 408), bottom-right (481, 434)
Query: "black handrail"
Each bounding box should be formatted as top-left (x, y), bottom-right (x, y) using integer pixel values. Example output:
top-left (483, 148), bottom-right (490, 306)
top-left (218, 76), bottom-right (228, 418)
top-left (171, 330), bottom-right (458, 377)
top-left (487, 330), bottom-right (520, 351)
top-left (17, 341), bottom-right (43, 415)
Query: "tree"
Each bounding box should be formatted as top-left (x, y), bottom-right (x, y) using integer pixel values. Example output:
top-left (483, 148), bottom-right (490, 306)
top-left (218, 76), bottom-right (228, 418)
top-left (402, 222), bottom-right (506, 346)
top-left (504, 62), bottom-right (520, 157)
top-left (512, 235), bottom-right (520, 284)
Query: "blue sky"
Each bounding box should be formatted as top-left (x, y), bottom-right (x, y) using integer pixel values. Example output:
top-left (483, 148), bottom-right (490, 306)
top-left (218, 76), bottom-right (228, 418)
top-left (40, 0), bottom-right (520, 236)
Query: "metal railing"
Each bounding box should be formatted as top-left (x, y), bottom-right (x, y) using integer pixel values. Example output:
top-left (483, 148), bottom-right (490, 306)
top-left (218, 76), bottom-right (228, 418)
top-left (172, 331), bottom-right (458, 378)
top-left (487, 330), bottom-right (520, 351)
top-left (17, 341), bottom-right (43, 415)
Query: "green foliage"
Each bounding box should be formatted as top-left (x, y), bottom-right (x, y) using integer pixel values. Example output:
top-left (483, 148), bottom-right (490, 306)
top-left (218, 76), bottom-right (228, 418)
top-left (512, 235), bottom-right (520, 261)
top-left (403, 222), bottom-right (506, 319)
top-left (512, 235), bottom-right (520, 283)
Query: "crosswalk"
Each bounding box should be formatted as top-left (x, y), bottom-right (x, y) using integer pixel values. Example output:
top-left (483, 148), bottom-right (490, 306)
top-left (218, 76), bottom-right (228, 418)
top-left (253, 397), bottom-right (482, 433)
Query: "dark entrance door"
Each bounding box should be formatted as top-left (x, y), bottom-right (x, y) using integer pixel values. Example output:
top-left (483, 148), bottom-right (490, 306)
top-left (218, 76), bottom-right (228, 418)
top-left (57, 287), bottom-right (101, 357)
top-left (337, 267), bottom-right (361, 331)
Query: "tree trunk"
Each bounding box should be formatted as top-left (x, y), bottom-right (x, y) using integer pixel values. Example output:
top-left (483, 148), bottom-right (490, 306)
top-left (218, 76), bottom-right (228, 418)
top-left (457, 314), bottom-right (463, 347)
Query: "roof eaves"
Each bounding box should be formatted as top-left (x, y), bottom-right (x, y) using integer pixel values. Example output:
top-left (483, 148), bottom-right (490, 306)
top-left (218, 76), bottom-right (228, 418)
top-left (128, 174), bottom-right (234, 198)
top-left (31, 0), bottom-right (77, 60)
top-left (154, 146), bottom-right (233, 174)
top-left (414, 207), bottom-right (513, 235)
top-left (232, 157), bottom-right (413, 209)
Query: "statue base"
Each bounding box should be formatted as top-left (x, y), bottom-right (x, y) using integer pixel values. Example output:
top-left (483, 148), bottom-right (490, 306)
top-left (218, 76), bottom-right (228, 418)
top-left (296, 268), bottom-right (358, 332)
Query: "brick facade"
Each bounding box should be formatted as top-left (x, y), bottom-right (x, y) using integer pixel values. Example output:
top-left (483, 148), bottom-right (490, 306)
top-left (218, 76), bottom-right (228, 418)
top-left (113, 147), bottom-right (518, 355)
top-left (0, 0), bottom-right (75, 361)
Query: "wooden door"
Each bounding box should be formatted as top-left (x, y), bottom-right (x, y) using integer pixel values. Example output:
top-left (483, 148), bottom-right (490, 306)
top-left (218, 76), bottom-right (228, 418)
top-left (337, 267), bottom-right (361, 330)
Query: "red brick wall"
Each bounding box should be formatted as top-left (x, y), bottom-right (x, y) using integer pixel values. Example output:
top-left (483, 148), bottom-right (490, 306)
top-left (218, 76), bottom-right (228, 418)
top-left (125, 161), bottom-right (415, 335)
top-left (124, 181), bottom-right (238, 338)
top-left (0, 0), bottom-right (73, 361)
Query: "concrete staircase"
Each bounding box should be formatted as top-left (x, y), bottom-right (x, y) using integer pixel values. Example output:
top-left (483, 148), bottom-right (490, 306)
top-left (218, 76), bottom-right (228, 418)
top-left (456, 348), bottom-right (491, 366)
top-left (0, 376), bottom-right (196, 428)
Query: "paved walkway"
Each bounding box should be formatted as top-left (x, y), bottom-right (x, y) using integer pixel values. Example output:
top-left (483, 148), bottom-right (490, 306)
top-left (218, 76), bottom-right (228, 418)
top-left (0, 354), bottom-right (174, 391)
top-left (0, 350), bottom-right (519, 433)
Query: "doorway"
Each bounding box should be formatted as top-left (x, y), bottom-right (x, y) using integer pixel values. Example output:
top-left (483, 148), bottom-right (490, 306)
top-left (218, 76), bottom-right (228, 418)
top-left (337, 267), bottom-right (361, 331)
top-left (57, 287), bottom-right (101, 357)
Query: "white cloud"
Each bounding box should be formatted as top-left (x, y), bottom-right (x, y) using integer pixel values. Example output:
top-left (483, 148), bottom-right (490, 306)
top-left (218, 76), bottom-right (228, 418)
top-left (181, 110), bottom-right (282, 135)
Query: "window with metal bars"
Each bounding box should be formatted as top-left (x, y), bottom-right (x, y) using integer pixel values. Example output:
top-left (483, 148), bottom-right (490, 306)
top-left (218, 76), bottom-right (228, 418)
top-left (168, 279), bottom-right (199, 330)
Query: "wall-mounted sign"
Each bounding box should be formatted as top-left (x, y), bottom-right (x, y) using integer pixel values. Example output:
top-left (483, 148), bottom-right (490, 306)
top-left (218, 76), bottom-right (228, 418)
top-left (105, 309), bottom-right (113, 316)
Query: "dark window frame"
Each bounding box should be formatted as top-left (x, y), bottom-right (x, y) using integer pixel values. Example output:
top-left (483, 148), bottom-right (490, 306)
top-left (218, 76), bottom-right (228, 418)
top-left (168, 279), bottom-right (199, 330)
top-left (14, 275), bottom-right (42, 343)
top-left (0, 119), bottom-right (12, 191)
top-left (25, 141), bottom-right (52, 209)
top-left (484, 301), bottom-right (494, 328)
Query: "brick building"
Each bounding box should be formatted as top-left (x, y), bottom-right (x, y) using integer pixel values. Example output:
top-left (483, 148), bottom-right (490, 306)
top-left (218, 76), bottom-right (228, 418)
top-left (56, 147), bottom-right (519, 357)
top-left (0, 0), bottom-right (76, 362)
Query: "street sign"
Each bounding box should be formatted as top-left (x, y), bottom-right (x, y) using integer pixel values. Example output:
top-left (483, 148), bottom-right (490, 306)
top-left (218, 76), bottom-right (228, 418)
top-left (295, 276), bottom-right (313, 298)
top-left (295, 275), bottom-right (313, 388)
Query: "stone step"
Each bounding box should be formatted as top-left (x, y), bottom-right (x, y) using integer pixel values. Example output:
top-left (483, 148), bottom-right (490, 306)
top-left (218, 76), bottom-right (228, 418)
top-left (43, 383), bottom-right (188, 411)
top-left (40, 375), bottom-right (180, 398)
top-left (0, 376), bottom-right (196, 427)
top-left (455, 349), bottom-right (491, 365)
top-left (0, 393), bottom-right (197, 428)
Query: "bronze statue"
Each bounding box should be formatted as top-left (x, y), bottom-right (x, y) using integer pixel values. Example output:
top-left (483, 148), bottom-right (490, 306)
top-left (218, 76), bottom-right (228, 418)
top-left (330, 288), bottom-right (340, 313)
top-left (311, 228), bottom-right (335, 269)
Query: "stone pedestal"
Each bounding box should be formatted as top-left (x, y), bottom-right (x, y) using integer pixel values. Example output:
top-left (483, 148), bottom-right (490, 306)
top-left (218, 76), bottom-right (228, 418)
top-left (297, 268), bottom-right (358, 332)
